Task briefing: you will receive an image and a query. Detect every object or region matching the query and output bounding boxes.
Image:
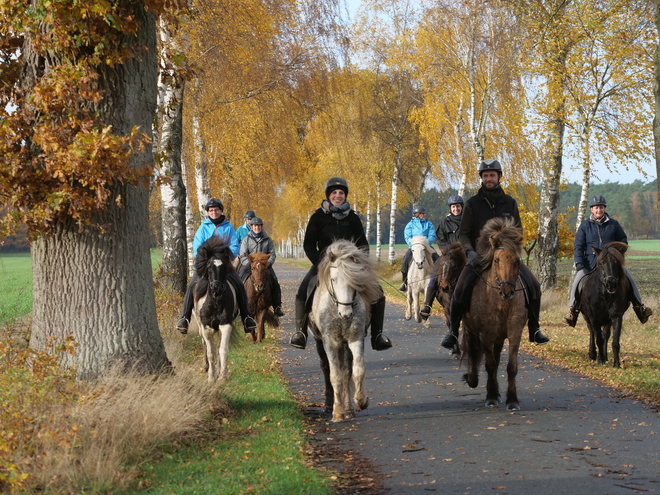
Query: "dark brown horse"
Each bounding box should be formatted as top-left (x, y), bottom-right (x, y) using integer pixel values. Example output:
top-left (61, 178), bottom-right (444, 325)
top-left (462, 217), bottom-right (527, 411)
top-left (244, 252), bottom-right (279, 343)
top-left (434, 242), bottom-right (467, 327)
top-left (578, 241), bottom-right (631, 368)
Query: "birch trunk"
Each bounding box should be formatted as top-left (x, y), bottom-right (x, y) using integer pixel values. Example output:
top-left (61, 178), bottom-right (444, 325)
top-left (388, 160), bottom-right (400, 265)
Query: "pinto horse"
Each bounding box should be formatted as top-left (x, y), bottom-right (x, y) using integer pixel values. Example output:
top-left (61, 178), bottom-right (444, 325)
top-left (462, 217), bottom-right (527, 411)
top-left (308, 240), bottom-right (382, 422)
top-left (405, 236), bottom-right (435, 327)
top-left (578, 241), bottom-right (631, 368)
top-left (435, 242), bottom-right (467, 327)
top-left (244, 252), bottom-right (279, 344)
top-left (192, 236), bottom-right (239, 382)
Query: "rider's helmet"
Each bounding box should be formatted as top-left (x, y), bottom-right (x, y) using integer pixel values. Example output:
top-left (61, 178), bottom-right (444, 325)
top-left (244, 210), bottom-right (256, 219)
top-left (589, 195), bottom-right (607, 207)
top-left (325, 177), bottom-right (349, 198)
top-left (249, 216), bottom-right (264, 226)
top-left (205, 198), bottom-right (224, 211)
top-left (478, 159), bottom-right (502, 176)
top-left (412, 204), bottom-right (426, 215)
top-left (447, 195), bottom-right (464, 206)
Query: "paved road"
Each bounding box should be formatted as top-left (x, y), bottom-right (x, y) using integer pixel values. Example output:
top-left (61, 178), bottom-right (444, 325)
top-left (276, 261), bottom-right (660, 495)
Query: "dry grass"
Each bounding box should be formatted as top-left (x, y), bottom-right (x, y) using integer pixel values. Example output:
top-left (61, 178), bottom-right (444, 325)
top-left (533, 286), bottom-right (660, 408)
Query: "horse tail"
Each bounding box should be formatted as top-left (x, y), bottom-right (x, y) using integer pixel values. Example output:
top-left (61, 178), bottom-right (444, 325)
top-left (264, 310), bottom-right (280, 329)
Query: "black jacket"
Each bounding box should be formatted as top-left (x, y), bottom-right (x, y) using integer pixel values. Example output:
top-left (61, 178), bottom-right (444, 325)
top-left (574, 214), bottom-right (627, 271)
top-left (458, 186), bottom-right (521, 253)
top-left (436, 214), bottom-right (462, 250)
top-left (303, 207), bottom-right (368, 265)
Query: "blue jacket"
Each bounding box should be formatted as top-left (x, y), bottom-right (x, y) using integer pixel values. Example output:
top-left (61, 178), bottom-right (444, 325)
top-left (574, 213), bottom-right (627, 271)
top-left (404, 217), bottom-right (436, 247)
top-left (236, 222), bottom-right (250, 246)
top-left (193, 217), bottom-right (240, 259)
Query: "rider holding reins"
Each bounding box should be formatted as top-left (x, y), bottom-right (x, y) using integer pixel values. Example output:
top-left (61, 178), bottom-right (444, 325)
top-left (288, 177), bottom-right (393, 352)
top-left (440, 159), bottom-right (551, 353)
top-left (398, 204), bottom-right (438, 293)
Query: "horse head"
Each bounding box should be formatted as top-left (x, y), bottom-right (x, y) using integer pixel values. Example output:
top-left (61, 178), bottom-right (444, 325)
top-left (593, 242), bottom-right (627, 295)
top-left (478, 218), bottom-right (523, 301)
top-left (327, 250), bottom-right (357, 319)
top-left (207, 257), bottom-right (228, 298)
top-left (195, 236), bottom-right (234, 299)
top-left (437, 242), bottom-right (467, 293)
top-left (491, 246), bottom-right (520, 300)
top-left (248, 253), bottom-right (271, 294)
top-left (410, 236), bottom-right (432, 269)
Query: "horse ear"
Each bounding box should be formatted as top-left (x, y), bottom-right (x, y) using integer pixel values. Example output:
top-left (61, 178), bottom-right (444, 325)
top-left (617, 243), bottom-right (628, 255)
top-left (592, 246), bottom-right (602, 256)
top-left (247, 253), bottom-right (254, 262)
top-left (328, 252), bottom-right (337, 263)
top-left (489, 236), bottom-right (498, 250)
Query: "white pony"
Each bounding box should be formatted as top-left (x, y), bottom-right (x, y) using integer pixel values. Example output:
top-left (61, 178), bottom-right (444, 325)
top-left (309, 240), bottom-right (382, 422)
top-left (405, 235), bottom-right (435, 327)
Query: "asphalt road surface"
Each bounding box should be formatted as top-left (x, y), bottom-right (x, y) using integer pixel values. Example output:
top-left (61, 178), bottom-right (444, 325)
top-left (276, 261), bottom-right (660, 495)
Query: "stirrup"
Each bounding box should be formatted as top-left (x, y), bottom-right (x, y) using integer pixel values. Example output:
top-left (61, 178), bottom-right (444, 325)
top-left (244, 316), bottom-right (257, 332)
top-left (274, 306), bottom-right (285, 317)
top-left (531, 329), bottom-right (550, 345)
top-left (564, 308), bottom-right (579, 328)
top-left (398, 282), bottom-right (407, 292)
top-left (420, 305), bottom-right (431, 320)
top-left (634, 305), bottom-right (652, 324)
top-left (441, 331), bottom-right (458, 351)
top-left (176, 317), bottom-right (189, 335)
top-left (290, 331), bottom-right (307, 350)
top-left (372, 334), bottom-right (392, 351)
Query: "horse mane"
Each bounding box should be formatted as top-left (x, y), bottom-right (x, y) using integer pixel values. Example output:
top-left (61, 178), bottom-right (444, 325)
top-left (249, 252), bottom-right (270, 265)
top-left (474, 217), bottom-right (523, 272)
top-left (595, 241), bottom-right (627, 269)
top-left (410, 235), bottom-right (435, 267)
top-left (195, 236), bottom-right (236, 278)
top-left (318, 240), bottom-right (381, 305)
top-left (442, 241), bottom-right (468, 266)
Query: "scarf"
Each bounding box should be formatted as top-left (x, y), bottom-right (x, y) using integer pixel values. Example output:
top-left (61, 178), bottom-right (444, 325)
top-left (250, 230), bottom-right (264, 238)
top-left (591, 213), bottom-right (608, 225)
top-left (211, 215), bottom-right (226, 226)
top-left (481, 185), bottom-right (504, 209)
top-left (321, 199), bottom-right (351, 220)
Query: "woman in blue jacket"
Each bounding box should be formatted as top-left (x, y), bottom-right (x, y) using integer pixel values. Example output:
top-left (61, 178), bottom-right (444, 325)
top-left (398, 204), bottom-right (438, 292)
top-left (176, 198), bottom-right (257, 334)
top-left (565, 195), bottom-right (652, 326)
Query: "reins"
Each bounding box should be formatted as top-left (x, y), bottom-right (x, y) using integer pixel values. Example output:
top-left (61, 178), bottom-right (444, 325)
top-left (327, 264), bottom-right (358, 308)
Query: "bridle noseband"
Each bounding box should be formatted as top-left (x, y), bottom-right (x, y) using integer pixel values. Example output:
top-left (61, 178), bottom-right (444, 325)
top-left (328, 264), bottom-right (357, 308)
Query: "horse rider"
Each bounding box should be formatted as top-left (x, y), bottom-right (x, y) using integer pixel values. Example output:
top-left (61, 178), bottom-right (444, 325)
top-left (288, 177), bottom-right (393, 352)
top-left (565, 194), bottom-right (653, 327)
top-left (176, 198), bottom-right (257, 334)
top-left (236, 209), bottom-right (256, 246)
top-left (420, 194), bottom-right (464, 320)
top-left (239, 216), bottom-right (285, 317)
top-left (398, 204), bottom-right (438, 292)
top-left (440, 159), bottom-right (551, 353)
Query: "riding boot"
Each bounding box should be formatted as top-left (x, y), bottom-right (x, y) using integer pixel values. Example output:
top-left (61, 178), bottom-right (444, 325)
top-left (420, 286), bottom-right (437, 320)
top-left (176, 277), bottom-right (197, 334)
top-left (272, 280), bottom-right (285, 317)
top-left (565, 306), bottom-right (580, 328)
top-left (370, 296), bottom-right (392, 351)
top-left (633, 305), bottom-right (653, 324)
top-left (440, 298), bottom-right (463, 354)
top-left (527, 297), bottom-right (550, 345)
top-left (228, 271), bottom-right (257, 333)
top-left (289, 298), bottom-right (308, 349)
top-left (399, 250), bottom-right (411, 292)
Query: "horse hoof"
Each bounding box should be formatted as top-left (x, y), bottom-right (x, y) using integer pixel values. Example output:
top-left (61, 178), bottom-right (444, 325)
top-left (331, 415), bottom-right (344, 423)
top-left (404, 314), bottom-right (411, 321)
top-left (506, 402), bottom-right (521, 411)
top-left (356, 397), bottom-right (369, 411)
top-left (485, 400), bottom-right (499, 408)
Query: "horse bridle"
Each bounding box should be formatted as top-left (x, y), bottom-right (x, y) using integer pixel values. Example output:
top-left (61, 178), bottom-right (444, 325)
top-left (250, 262), bottom-right (265, 293)
top-left (328, 264), bottom-right (358, 308)
top-left (476, 247), bottom-right (522, 294)
top-left (438, 259), bottom-right (458, 290)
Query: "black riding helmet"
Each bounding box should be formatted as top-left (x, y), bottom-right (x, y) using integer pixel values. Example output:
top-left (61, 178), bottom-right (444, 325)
top-left (325, 177), bottom-right (349, 198)
top-left (589, 195), bottom-right (607, 207)
top-left (447, 195), bottom-right (464, 206)
top-left (478, 159), bottom-right (502, 176)
top-left (249, 216), bottom-right (263, 226)
top-left (205, 198), bottom-right (224, 211)
top-left (412, 204), bottom-right (426, 214)
top-left (244, 210), bottom-right (256, 219)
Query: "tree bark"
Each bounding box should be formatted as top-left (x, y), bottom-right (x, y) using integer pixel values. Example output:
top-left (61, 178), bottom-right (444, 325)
top-left (28, 3), bottom-right (170, 379)
top-left (388, 159), bottom-right (400, 265)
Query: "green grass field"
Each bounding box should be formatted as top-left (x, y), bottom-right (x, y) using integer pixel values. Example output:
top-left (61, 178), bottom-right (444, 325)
top-left (0, 252), bottom-right (32, 323)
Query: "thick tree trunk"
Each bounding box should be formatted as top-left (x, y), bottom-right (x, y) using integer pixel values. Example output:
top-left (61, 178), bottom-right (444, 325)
top-left (28, 3), bottom-right (170, 379)
top-left (157, 19), bottom-right (187, 294)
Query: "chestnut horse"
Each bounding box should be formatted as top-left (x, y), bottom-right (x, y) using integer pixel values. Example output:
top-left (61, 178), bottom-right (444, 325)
top-left (244, 252), bottom-right (280, 344)
top-left (462, 217), bottom-right (527, 411)
top-left (309, 240), bottom-right (382, 422)
top-left (578, 241), bottom-right (631, 368)
top-left (434, 242), bottom-right (467, 328)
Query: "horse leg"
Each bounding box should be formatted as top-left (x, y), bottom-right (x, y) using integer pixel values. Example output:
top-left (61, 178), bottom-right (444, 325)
top-left (587, 325), bottom-right (597, 361)
top-left (218, 324), bottom-right (232, 382)
top-left (483, 345), bottom-right (500, 408)
top-left (314, 338), bottom-right (334, 414)
top-left (324, 344), bottom-right (346, 422)
top-left (595, 325), bottom-right (608, 364)
top-left (611, 318), bottom-right (622, 368)
top-left (505, 341), bottom-right (521, 411)
top-left (348, 338), bottom-right (368, 412)
top-left (413, 286), bottom-right (421, 323)
top-left (601, 324), bottom-right (611, 366)
top-left (462, 329), bottom-right (481, 389)
top-left (340, 344), bottom-right (354, 420)
top-left (404, 287), bottom-right (412, 320)
top-left (202, 326), bottom-right (217, 382)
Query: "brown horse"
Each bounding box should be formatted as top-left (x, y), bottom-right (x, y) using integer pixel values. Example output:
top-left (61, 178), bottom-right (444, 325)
top-left (462, 217), bottom-right (527, 411)
top-left (244, 252), bottom-right (279, 343)
top-left (578, 241), bottom-right (631, 368)
top-left (435, 242), bottom-right (467, 327)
